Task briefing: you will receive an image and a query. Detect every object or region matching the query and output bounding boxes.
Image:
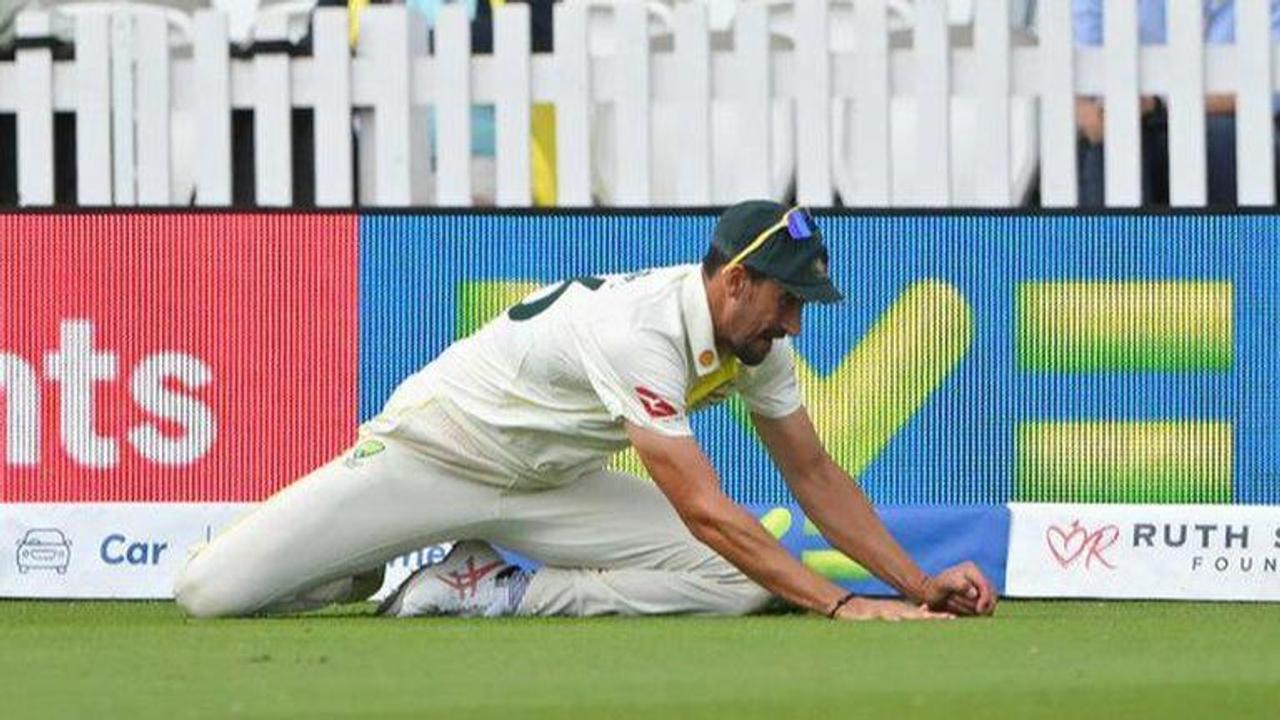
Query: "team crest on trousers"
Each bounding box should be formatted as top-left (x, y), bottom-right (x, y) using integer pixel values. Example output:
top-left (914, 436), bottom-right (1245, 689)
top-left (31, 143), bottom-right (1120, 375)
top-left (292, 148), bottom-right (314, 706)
top-left (345, 439), bottom-right (386, 468)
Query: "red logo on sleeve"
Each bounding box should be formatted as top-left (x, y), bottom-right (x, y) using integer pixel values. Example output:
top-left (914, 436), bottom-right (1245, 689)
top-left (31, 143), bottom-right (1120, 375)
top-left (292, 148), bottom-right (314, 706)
top-left (634, 386), bottom-right (678, 419)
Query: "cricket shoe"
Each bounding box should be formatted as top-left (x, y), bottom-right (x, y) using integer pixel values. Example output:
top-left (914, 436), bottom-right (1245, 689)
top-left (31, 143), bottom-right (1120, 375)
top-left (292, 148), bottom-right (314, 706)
top-left (377, 540), bottom-right (529, 618)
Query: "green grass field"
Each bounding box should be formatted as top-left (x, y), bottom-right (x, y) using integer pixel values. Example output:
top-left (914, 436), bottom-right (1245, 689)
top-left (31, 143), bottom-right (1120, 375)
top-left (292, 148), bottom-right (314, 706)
top-left (2, 600), bottom-right (1277, 719)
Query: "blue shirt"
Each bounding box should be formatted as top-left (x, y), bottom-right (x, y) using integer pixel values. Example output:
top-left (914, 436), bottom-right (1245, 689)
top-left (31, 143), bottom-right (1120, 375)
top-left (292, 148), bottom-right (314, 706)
top-left (1073, 0), bottom-right (1280, 46)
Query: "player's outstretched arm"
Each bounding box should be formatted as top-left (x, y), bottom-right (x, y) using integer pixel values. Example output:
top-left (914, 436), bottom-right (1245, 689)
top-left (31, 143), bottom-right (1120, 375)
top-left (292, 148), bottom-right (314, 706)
top-left (751, 409), bottom-right (997, 617)
top-left (625, 422), bottom-right (952, 621)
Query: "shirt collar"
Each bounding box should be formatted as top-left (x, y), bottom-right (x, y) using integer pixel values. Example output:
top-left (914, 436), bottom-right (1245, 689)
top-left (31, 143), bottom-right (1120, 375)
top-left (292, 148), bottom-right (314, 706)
top-left (680, 266), bottom-right (722, 377)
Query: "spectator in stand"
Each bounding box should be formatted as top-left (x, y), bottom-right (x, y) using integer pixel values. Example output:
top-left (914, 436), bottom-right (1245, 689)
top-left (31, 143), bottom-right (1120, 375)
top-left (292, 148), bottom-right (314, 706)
top-left (1074, 0), bottom-right (1280, 206)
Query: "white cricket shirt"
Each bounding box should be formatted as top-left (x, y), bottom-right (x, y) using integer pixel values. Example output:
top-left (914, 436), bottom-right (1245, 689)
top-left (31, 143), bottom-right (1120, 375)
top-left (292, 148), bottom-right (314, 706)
top-left (371, 264), bottom-right (802, 488)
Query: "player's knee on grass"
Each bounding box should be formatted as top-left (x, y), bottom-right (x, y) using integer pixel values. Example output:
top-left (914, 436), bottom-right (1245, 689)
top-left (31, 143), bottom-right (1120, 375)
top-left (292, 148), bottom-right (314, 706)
top-left (172, 554), bottom-right (249, 618)
top-left (175, 557), bottom-right (387, 618)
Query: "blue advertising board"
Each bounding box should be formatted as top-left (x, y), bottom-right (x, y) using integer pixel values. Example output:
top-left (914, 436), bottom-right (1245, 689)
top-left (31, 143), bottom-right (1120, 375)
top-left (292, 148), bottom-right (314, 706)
top-left (360, 212), bottom-right (1279, 507)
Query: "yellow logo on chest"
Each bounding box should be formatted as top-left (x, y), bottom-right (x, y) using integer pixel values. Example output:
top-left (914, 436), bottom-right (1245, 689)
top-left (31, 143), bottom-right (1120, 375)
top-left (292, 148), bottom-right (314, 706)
top-left (687, 356), bottom-right (740, 411)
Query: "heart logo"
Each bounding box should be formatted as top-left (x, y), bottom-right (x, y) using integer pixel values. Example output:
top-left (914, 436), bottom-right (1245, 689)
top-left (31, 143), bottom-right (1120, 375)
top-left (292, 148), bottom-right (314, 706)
top-left (1046, 521), bottom-right (1089, 567)
top-left (1046, 520), bottom-right (1120, 570)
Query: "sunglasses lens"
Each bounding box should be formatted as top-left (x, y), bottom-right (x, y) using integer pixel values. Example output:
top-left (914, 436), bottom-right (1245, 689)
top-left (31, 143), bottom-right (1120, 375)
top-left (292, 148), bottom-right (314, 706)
top-left (786, 210), bottom-right (814, 240)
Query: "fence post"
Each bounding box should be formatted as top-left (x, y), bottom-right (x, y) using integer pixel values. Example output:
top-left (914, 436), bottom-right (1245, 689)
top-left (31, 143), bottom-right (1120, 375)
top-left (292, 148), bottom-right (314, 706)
top-left (75, 13), bottom-right (113, 204)
top-left (1037, 0), bottom-right (1077, 206)
top-left (614, 1), bottom-right (652, 206)
top-left (850, 0), bottom-right (890, 206)
top-left (408, 9), bottom-right (432, 205)
top-left (673, 2), bottom-right (711, 206)
top-left (732, 1), bottom-right (770, 200)
top-left (15, 11), bottom-right (55, 205)
top-left (252, 12), bottom-right (293, 206)
top-left (553, 2), bottom-right (591, 206)
top-left (1166, 2), bottom-right (1207, 206)
top-left (913, 0), bottom-right (952, 206)
top-left (494, 3), bottom-right (533, 207)
top-left (110, 14), bottom-right (136, 203)
top-left (1102, 0), bottom-right (1141, 206)
top-left (435, 4), bottom-right (473, 206)
top-left (795, 0), bottom-right (832, 206)
top-left (974, 0), bottom-right (1012, 206)
top-left (312, 8), bottom-right (353, 207)
top-left (135, 12), bottom-right (171, 205)
top-left (193, 11), bottom-right (231, 206)
top-left (1236, 0), bottom-right (1275, 205)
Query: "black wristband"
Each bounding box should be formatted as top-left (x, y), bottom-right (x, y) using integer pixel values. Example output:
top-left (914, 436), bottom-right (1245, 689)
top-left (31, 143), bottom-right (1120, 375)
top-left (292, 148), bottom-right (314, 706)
top-left (827, 591), bottom-right (857, 619)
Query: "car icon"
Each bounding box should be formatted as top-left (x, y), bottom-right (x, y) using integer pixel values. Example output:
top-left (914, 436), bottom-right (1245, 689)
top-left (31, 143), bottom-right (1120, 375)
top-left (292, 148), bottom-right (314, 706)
top-left (16, 528), bottom-right (72, 574)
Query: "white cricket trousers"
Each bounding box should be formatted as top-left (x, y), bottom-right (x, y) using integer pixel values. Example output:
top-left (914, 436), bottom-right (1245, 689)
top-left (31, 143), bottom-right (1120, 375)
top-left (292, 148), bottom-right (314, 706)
top-left (173, 436), bottom-right (770, 618)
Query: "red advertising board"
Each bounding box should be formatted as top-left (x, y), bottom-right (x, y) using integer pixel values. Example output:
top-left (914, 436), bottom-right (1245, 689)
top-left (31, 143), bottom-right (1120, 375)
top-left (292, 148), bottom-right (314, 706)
top-left (0, 213), bottom-right (357, 501)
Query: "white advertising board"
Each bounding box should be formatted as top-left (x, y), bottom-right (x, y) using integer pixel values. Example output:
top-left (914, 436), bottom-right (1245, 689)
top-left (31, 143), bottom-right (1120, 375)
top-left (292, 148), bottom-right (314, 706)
top-left (0, 504), bottom-right (447, 600)
top-left (1007, 503), bottom-right (1280, 600)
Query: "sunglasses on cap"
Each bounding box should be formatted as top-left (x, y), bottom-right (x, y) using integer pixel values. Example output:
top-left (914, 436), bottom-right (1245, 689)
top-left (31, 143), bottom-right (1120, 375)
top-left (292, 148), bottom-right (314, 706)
top-left (725, 207), bottom-right (817, 268)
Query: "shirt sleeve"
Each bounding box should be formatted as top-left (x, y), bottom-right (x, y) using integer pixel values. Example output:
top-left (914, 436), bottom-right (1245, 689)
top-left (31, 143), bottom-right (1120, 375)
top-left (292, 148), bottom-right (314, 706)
top-left (736, 337), bottom-right (803, 419)
top-left (574, 324), bottom-right (693, 437)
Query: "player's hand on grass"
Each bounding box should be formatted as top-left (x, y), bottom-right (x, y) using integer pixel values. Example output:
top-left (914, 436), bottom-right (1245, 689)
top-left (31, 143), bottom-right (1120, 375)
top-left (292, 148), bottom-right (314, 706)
top-left (921, 561), bottom-right (997, 617)
top-left (833, 597), bottom-right (954, 622)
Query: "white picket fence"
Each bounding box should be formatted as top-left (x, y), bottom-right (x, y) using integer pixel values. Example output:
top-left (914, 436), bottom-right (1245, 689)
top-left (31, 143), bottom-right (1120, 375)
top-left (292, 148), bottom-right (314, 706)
top-left (1, 0), bottom-right (1278, 208)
